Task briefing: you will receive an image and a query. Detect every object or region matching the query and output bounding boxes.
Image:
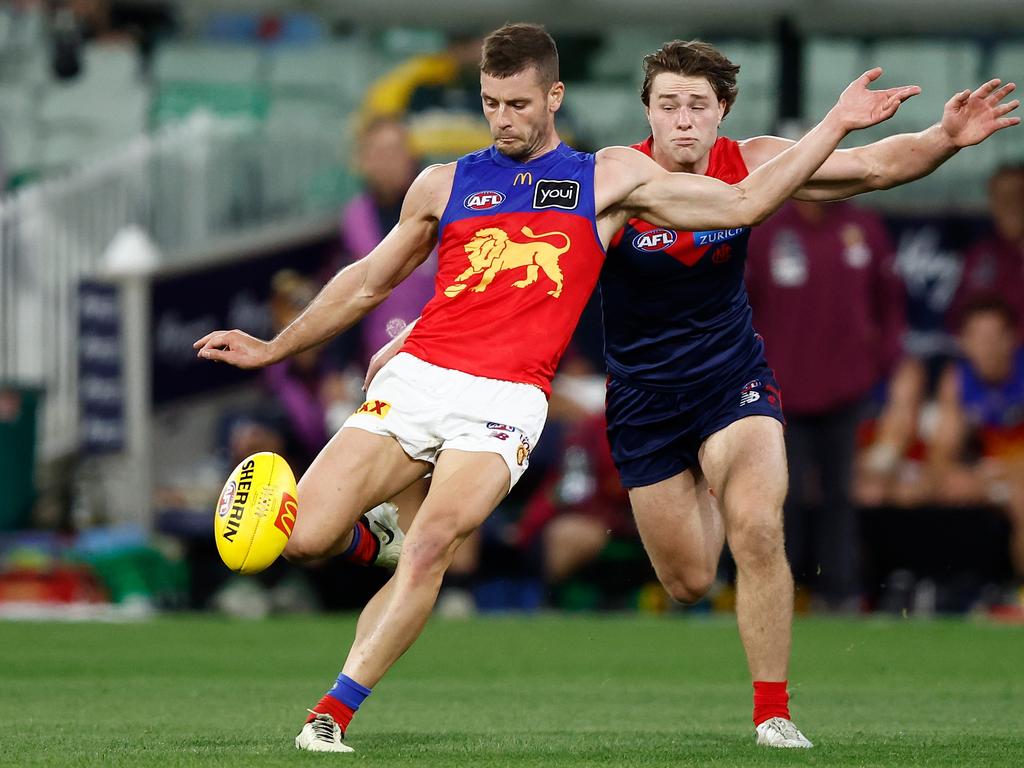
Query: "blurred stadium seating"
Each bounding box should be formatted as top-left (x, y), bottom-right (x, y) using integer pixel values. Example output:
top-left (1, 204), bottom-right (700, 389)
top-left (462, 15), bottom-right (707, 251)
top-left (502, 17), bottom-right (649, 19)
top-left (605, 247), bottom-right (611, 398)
top-left (2, 17), bottom-right (1018, 207)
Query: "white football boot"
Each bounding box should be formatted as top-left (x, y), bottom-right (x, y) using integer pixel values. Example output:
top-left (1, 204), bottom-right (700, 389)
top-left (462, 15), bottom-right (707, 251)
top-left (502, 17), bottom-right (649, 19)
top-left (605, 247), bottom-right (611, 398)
top-left (755, 717), bottom-right (814, 748)
top-left (295, 712), bottom-right (354, 753)
top-left (364, 502), bottom-right (404, 569)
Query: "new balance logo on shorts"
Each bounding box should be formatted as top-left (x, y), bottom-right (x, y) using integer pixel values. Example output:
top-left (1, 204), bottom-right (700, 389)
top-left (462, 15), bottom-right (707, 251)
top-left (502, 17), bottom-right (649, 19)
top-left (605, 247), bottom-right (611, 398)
top-left (739, 379), bottom-right (761, 407)
top-left (488, 422), bottom-right (522, 443)
top-left (739, 390), bottom-right (760, 406)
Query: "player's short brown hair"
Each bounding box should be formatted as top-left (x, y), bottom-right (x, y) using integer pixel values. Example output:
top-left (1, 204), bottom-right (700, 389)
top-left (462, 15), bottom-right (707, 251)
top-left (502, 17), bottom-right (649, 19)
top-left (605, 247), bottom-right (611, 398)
top-left (481, 23), bottom-right (559, 87)
top-left (641, 40), bottom-right (740, 117)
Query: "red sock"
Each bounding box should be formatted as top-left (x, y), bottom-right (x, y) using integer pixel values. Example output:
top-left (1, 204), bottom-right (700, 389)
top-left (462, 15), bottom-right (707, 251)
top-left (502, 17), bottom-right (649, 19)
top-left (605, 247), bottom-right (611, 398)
top-left (752, 680), bottom-right (790, 725)
top-left (339, 517), bottom-right (380, 566)
top-left (307, 694), bottom-right (356, 733)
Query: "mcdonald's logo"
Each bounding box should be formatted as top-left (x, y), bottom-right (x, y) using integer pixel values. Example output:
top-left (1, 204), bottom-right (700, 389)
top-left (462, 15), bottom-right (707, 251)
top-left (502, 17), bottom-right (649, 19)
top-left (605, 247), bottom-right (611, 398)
top-left (274, 492), bottom-right (297, 537)
top-left (513, 172), bottom-right (533, 186)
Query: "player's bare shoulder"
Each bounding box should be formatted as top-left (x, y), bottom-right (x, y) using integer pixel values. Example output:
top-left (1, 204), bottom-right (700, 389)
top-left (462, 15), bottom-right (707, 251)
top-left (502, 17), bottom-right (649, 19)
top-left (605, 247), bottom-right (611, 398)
top-left (594, 146), bottom-right (653, 205)
top-left (593, 146), bottom-right (659, 234)
top-left (737, 135), bottom-right (793, 172)
top-left (403, 162), bottom-right (458, 222)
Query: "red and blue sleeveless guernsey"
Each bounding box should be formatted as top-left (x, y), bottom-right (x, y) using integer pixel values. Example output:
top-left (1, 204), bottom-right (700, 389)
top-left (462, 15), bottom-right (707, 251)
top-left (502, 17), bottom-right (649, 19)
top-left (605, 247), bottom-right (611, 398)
top-left (402, 142), bottom-right (605, 395)
top-left (601, 136), bottom-right (763, 393)
top-left (956, 347), bottom-right (1024, 460)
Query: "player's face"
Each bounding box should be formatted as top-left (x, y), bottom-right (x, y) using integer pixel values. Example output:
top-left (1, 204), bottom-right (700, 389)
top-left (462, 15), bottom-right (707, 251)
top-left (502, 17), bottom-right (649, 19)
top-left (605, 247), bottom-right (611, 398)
top-left (645, 73), bottom-right (726, 173)
top-left (961, 312), bottom-right (1017, 382)
top-left (481, 68), bottom-right (563, 161)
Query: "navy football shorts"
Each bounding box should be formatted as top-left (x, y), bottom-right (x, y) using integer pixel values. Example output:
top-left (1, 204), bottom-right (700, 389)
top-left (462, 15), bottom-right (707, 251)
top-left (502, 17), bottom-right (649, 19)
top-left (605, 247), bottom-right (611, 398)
top-left (605, 364), bottom-right (785, 489)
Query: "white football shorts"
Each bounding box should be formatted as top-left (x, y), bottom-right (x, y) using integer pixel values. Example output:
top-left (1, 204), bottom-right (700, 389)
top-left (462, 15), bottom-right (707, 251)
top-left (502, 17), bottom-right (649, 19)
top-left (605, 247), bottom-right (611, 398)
top-left (342, 353), bottom-right (548, 490)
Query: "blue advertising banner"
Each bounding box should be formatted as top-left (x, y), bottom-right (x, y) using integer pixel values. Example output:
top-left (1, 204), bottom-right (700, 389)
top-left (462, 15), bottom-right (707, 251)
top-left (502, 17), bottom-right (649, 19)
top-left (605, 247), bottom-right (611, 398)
top-left (149, 238), bottom-right (330, 404)
top-left (79, 281), bottom-right (125, 453)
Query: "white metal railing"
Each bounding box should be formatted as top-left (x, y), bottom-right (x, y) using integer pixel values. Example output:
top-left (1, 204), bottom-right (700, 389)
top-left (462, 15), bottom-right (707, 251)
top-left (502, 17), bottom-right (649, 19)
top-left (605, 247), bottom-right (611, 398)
top-left (0, 112), bottom-right (351, 459)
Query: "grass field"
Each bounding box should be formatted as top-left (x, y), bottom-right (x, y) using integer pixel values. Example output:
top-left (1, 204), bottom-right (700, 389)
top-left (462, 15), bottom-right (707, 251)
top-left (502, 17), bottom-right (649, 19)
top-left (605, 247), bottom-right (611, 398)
top-left (1, 614), bottom-right (1022, 767)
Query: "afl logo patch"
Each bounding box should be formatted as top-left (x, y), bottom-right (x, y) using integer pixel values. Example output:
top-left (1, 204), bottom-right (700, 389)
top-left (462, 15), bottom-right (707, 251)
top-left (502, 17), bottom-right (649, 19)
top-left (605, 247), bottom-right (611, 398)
top-left (632, 228), bottom-right (677, 252)
top-left (217, 481), bottom-right (236, 518)
top-left (464, 191), bottom-right (505, 210)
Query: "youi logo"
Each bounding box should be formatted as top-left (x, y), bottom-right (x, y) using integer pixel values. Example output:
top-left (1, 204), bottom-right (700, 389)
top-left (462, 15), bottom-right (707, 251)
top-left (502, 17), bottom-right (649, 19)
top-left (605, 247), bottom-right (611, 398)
top-left (633, 228), bottom-right (677, 252)
top-left (464, 190), bottom-right (505, 210)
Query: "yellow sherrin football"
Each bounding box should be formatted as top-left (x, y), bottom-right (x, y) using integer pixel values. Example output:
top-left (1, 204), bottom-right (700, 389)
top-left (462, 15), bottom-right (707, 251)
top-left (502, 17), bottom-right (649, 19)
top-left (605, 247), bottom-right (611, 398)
top-left (214, 452), bottom-right (297, 574)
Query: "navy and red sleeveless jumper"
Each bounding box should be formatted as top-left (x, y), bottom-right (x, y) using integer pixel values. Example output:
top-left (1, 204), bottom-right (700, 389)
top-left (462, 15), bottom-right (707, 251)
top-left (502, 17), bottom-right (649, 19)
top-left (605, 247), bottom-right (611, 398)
top-left (601, 136), bottom-right (784, 487)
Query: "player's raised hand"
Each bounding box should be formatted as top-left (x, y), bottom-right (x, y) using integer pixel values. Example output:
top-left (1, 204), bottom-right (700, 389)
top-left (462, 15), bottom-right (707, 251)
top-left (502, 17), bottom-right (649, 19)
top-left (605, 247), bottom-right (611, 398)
top-left (831, 68), bottom-right (921, 131)
top-left (940, 79), bottom-right (1020, 148)
top-left (193, 329), bottom-right (274, 369)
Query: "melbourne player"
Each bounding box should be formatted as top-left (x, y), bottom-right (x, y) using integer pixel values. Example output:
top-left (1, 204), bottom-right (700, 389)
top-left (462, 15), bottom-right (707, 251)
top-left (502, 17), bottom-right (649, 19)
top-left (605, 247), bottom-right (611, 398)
top-left (194, 23), bottom-right (917, 753)
top-left (599, 42), bottom-right (1018, 748)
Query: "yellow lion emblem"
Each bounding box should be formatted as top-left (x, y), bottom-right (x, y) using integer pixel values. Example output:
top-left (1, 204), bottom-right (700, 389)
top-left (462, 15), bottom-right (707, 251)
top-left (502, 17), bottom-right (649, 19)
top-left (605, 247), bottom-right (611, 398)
top-left (444, 226), bottom-right (570, 299)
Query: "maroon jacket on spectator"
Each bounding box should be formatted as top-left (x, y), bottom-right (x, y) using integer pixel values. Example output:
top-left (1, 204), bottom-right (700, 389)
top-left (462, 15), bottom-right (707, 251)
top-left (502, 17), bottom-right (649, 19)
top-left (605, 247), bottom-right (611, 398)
top-left (745, 200), bottom-right (905, 415)
top-left (948, 236), bottom-right (1024, 338)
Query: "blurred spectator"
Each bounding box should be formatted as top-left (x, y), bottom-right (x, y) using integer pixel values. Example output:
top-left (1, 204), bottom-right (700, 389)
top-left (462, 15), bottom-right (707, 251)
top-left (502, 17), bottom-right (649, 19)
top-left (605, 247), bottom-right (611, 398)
top-left (854, 357), bottom-right (932, 508)
top-left (222, 410), bottom-right (289, 468)
top-left (51, 0), bottom-right (135, 79)
top-left (359, 33), bottom-right (490, 159)
top-left (515, 349), bottom-right (633, 591)
top-left (929, 296), bottom-right (1024, 590)
top-left (338, 117), bottom-right (436, 363)
top-left (948, 164), bottom-right (1024, 339)
top-left (516, 412), bottom-right (633, 586)
top-left (263, 269), bottom-right (363, 469)
top-left (46, 0), bottom-right (175, 76)
top-left (746, 199), bottom-right (905, 609)
top-left (853, 165), bottom-right (1024, 510)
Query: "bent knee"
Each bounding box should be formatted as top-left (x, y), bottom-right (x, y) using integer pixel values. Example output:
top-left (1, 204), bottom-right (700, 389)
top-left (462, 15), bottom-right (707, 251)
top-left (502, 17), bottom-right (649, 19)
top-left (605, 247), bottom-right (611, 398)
top-left (660, 568), bottom-right (716, 605)
top-left (283, 534), bottom-right (332, 563)
top-left (402, 527), bottom-right (461, 578)
top-left (728, 514), bottom-right (784, 562)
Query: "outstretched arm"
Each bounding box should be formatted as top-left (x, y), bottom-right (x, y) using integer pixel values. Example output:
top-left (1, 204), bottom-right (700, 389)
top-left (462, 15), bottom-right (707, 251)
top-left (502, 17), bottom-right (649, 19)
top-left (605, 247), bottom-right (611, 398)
top-left (193, 165), bottom-right (451, 369)
top-left (743, 79), bottom-right (1020, 201)
top-left (608, 68), bottom-right (920, 231)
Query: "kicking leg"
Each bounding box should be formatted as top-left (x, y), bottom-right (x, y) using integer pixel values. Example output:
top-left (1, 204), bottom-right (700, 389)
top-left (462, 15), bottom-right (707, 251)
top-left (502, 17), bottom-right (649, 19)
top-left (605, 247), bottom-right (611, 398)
top-left (284, 427), bottom-right (429, 562)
